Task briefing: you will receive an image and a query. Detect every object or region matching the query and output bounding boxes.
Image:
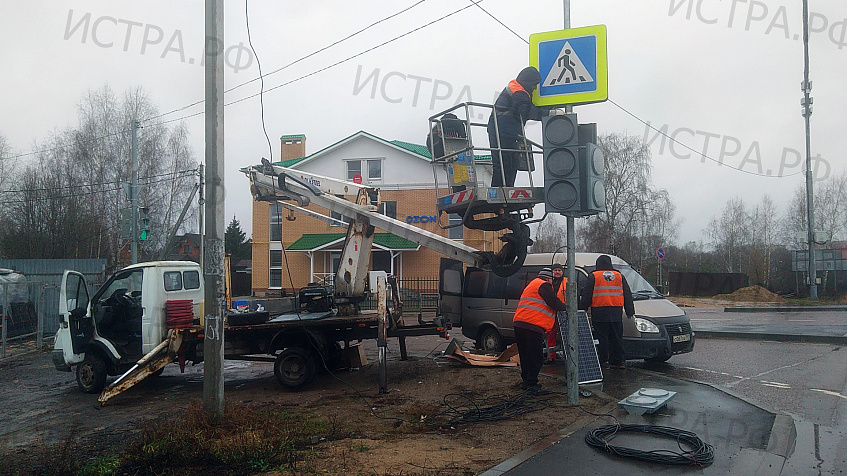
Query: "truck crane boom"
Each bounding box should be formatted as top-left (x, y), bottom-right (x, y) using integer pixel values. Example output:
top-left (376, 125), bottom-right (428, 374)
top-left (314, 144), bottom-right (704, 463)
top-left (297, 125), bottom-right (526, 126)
top-left (242, 160), bottom-right (522, 295)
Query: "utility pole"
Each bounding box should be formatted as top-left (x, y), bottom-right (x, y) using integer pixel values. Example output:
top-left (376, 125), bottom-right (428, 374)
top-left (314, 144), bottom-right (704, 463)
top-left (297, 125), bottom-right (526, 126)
top-left (199, 163), bottom-right (205, 272)
top-left (802, 0), bottom-right (817, 300)
top-left (130, 120), bottom-right (139, 264)
top-left (204, 0), bottom-right (225, 416)
top-left (562, 0), bottom-right (579, 406)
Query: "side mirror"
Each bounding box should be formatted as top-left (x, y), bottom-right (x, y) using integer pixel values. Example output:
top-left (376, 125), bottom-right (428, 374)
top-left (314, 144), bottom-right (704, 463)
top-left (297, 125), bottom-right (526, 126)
top-left (70, 307), bottom-right (87, 319)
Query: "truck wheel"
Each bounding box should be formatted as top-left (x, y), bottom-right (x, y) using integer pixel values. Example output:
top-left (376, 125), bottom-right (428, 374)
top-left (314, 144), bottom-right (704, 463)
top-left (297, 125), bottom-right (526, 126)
top-left (479, 327), bottom-right (504, 353)
top-left (274, 347), bottom-right (317, 390)
top-left (76, 353), bottom-right (107, 394)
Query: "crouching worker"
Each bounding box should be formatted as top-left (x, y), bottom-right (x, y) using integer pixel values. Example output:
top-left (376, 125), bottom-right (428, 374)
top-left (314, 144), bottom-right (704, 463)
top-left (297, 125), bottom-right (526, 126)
top-left (513, 267), bottom-right (566, 394)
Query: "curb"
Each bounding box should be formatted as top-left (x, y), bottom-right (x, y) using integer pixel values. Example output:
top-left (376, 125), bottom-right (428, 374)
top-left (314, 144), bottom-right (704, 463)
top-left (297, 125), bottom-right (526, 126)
top-left (725, 306), bottom-right (847, 313)
top-left (695, 330), bottom-right (847, 345)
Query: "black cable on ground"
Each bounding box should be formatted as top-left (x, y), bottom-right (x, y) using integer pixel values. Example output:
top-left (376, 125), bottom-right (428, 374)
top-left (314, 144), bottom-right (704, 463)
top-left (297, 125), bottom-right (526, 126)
top-left (585, 423), bottom-right (715, 467)
top-left (423, 392), bottom-right (551, 428)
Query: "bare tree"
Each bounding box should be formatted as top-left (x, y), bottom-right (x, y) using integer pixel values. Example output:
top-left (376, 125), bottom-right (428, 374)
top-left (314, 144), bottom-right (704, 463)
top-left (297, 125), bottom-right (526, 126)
top-left (580, 133), bottom-right (653, 256)
top-left (707, 197), bottom-right (749, 273)
top-left (532, 215), bottom-right (568, 253)
top-left (748, 195), bottom-right (778, 287)
top-left (0, 86), bottom-right (198, 264)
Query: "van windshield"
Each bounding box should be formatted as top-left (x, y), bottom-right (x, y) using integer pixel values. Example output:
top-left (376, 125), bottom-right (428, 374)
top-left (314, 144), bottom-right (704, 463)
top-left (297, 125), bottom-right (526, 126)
top-left (585, 265), bottom-right (662, 300)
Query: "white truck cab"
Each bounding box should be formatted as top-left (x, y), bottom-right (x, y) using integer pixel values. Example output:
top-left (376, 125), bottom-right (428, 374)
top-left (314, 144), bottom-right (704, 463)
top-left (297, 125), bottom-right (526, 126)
top-left (52, 261), bottom-right (203, 393)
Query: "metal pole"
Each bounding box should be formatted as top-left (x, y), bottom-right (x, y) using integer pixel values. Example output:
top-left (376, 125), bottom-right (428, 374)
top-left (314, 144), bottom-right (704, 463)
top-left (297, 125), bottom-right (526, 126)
top-left (802, 0), bottom-right (817, 300)
top-left (199, 164), bottom-right (205, 271)
top-left (1, 283), bottom-right (7, 358)
top-left (130, 120), bottom-right (139, 264)
top-left (562, 0), bottom-right (579, 406)
top-left (203, 0), bottom-right (225, 416)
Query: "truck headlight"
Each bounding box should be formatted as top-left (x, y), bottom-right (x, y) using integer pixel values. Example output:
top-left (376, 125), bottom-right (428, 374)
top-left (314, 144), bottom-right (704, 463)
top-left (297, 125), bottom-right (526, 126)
top-left (633, 317), bottom-right (660, 333)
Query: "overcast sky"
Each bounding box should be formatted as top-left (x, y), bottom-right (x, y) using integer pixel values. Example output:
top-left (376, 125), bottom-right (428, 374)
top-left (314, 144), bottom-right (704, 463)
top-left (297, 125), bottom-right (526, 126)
top-left (1, 0), bottom-right (845, 249)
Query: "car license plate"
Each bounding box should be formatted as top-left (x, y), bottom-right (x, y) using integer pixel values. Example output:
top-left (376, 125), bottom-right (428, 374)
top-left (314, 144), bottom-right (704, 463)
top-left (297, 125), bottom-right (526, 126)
top-left (672, 334), bottom-right (691, 343)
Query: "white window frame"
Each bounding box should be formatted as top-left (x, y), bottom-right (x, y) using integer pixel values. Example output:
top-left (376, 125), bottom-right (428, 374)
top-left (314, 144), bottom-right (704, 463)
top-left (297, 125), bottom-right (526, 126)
top-left (269, 249), bottom-right (283, 289)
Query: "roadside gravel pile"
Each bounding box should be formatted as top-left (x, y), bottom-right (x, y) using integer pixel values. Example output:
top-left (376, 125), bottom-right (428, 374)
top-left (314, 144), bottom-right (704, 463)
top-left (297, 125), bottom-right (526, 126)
top-left (714, 285), bottom-right (785, 303)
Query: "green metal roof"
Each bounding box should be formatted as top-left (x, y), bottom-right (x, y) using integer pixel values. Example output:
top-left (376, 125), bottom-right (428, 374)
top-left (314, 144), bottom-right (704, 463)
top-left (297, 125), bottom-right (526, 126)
top-left (280, 134), bottom-right (305, 139)
top-left (276, 156), bottom-right (307, 167)
top-left (286, 233), bottom-right (420, 251)
top-left (389, 140), bottom-right (431, 158)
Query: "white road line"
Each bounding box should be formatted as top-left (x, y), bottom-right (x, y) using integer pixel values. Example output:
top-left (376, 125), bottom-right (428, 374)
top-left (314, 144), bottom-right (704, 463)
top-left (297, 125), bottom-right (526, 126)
top-left (787, 319), bottom-right (815, 322)
top-left (689, 318), bottom-right (734, 321)
top-left (809, 388), bottom-right (847, 400)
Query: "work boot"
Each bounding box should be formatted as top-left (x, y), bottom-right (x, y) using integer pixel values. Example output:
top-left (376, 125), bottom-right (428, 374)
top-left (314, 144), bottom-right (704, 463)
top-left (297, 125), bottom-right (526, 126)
top-left (526, 385), bottom-right (550, 396)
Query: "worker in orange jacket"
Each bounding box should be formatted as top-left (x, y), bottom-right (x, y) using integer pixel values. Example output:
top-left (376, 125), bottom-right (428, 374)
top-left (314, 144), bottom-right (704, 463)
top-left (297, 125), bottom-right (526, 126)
top-left (546, 263), bottom-right (566, 363)
top-left (513, 267), bottom-right (566, 394)
top-left (579, 255), bottom-right (635, 370)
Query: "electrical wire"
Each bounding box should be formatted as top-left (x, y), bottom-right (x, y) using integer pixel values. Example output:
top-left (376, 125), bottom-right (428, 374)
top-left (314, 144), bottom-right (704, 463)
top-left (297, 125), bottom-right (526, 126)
top-left (423, 391), bottom-right (551, 428)
top-left (585, 423), bottom-right (715, 466)
top-left (473, 3), bottom-right (801, 179)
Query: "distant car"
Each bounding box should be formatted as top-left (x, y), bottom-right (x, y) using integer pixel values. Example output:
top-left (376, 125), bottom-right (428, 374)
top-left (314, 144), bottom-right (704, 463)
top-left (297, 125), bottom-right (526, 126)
top-left (438, 252), bottom-right (695, 362)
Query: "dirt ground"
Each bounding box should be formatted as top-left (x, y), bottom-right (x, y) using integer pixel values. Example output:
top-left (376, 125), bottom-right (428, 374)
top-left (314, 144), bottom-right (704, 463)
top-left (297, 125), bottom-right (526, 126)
top-left (0, 335), bottom-right (611, 475)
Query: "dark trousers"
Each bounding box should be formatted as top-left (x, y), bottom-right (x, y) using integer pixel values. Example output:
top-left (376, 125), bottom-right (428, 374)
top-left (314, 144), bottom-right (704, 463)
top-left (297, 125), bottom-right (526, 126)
top-left (592, 320), bottom-right (626, 365)
top-left (489, 132), bottom-right (519, 187)
top-left (514, 326), bottom-right (545, 387)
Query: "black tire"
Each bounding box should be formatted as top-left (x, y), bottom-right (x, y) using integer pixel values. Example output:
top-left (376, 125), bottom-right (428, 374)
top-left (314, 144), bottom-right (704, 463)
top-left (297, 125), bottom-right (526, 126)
top-left (645, 354), bottom-right (672, 364)
top-left (274, 347), bottom-right (317, 390)
top-left (478, 327), bottom-right (505, 353)
top-left (150, 367), bottom-right (165, 378)
top-left (76, 353), bottom-right (107, 394)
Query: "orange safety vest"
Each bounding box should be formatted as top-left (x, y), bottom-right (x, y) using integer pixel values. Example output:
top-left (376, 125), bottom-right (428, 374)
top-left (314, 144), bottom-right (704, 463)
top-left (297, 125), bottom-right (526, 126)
top-left (555, 277), bottom-right (568, 304)
top-left (514, 278), bottom-right (557, 333)
top-left (591, 270), bottom-right (624, 307)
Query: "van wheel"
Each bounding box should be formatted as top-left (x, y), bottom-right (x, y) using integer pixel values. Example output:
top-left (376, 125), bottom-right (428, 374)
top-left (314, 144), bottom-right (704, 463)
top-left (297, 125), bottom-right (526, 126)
top-left (274, 347), bottom-right (317, 390)
top-left (76, 353), bottom-right (107, 394)
top-left (479, 327), bottom-right (505, 353)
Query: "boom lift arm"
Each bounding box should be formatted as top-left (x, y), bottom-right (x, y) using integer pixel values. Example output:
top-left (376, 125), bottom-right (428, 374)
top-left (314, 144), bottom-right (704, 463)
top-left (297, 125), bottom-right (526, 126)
top-left (242, 160), bottom-right (522, 286)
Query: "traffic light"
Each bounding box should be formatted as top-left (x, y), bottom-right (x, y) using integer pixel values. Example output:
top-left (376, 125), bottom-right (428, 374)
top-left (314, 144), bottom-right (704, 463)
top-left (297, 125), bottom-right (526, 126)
top-left (138, 207), bottom-right (150, 241)
top-left (542, 113), bottom-right (581, 215)
top-left (578, 123), bottom-right (605, 215)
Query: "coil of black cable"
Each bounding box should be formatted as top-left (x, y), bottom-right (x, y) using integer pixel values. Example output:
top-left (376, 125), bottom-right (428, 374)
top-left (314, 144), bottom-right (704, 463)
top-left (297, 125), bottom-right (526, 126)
top-left (585, 424), bottom-right (715, 466)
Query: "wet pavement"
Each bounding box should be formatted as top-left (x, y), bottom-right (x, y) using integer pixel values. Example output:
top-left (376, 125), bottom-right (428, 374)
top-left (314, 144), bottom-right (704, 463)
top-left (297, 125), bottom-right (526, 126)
top-left (479, 306), bottom-right (847, 475)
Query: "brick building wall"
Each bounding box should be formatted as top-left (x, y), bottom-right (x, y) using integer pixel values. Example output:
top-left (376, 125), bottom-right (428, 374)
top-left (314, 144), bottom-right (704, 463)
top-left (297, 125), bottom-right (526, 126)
top-left (250, 187), bottom-right (503, 295)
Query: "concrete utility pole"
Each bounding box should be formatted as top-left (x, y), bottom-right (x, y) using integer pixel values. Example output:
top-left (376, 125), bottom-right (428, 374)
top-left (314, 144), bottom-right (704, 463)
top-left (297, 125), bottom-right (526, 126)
top-left (130, 120), bottom-right (139, 264)
top-left (203, 0), bottom-right (225, 416)
top-left (802, 0), bottom-right (818, 300)
top-left (563, 0), bottom-right (579, 406)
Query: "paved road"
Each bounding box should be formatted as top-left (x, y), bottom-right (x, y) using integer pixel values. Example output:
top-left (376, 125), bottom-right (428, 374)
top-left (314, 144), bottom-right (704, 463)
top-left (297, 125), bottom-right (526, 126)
top-left (638, 335), bottom-right (847, 475)
top-left (686, 307), bottom-right (847, 338)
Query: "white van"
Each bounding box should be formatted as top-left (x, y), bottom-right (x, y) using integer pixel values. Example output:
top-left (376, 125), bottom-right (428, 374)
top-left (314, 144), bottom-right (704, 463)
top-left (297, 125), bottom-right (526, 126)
top-left (438, 253), bottom-right (694, 362)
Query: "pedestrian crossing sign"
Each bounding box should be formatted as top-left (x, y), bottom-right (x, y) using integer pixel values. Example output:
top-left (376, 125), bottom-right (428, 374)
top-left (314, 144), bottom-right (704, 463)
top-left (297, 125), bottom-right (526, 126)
top-left (530, 25), bottom-right (607, 107)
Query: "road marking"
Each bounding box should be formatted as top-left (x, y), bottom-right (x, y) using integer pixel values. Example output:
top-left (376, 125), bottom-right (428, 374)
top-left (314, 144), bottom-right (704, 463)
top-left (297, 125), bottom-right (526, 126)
top-left (760, 381), bottom-right (791, 389)
top-left (809, 388), bottom-right (847, 400)
top-left (726, 357), bottom-right (823, 388)
top-left (689, 318), bottom-right (734, 321)
top-left (788, 319), bottom-right (815, 322)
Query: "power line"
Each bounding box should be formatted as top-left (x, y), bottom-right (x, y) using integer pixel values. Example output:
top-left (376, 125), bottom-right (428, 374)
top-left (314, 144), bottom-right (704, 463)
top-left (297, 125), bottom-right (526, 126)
top-left (0, 169), bottom-right (197, 195)
top-left (147, 0), bottom-right (429, 123)
top-left (473, 4), bottom-right (801, 179)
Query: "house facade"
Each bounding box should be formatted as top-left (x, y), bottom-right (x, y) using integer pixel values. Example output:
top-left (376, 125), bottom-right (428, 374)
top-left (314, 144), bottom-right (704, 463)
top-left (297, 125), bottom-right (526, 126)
top-left (250, 132), bottom-right (502, 295)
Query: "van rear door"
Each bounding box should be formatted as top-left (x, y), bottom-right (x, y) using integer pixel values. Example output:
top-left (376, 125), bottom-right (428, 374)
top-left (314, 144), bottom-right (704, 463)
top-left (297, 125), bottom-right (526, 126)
top-left (438, 258), bottom-right (464, 326)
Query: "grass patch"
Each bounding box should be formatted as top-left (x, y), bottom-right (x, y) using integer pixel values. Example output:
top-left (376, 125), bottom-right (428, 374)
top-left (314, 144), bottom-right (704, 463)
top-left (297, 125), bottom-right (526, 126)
top-left (0, 399), bottom-right (357, 475)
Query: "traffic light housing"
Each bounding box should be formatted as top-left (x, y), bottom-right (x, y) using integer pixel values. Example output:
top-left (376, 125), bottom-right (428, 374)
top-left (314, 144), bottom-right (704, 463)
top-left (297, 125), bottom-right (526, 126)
top-left (139, 207), bottom-right (150, 241)
top-left (577, 123), bottom-right (605, 215)
top-left (542, 113), bottom-right (581, 215)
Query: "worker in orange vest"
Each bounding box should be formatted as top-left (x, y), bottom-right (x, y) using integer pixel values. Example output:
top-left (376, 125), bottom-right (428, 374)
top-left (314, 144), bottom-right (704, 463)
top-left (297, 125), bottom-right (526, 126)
top-left (579, 255), bottom-right (635, 370)
top-left (513, 267), bottom-right (566, 394)
top-left (545, 263), bottom-right (567, 363)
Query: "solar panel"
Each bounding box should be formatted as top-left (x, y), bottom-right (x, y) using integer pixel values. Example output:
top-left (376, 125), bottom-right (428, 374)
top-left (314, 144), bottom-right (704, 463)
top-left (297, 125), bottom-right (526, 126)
top-left (556, 310), bottom-right (603, 384)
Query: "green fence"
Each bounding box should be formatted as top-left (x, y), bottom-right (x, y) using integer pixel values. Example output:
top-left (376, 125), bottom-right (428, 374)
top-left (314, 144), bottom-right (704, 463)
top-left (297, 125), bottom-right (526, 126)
top-left (359, 277), bottom-right (439, 312)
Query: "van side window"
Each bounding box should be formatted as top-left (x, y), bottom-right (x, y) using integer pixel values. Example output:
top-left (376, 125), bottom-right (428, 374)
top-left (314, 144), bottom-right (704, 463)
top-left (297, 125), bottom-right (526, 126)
top-left (183, 270), bottom-right (201, 290)
top-left (464, 269), bottom-right (489, 297)
top-left (164, 271), bottom-right (183, 292)
top-left (505, 271), bottom-right (531, 299)
top-left (486, 273), bottom-right (507, 297)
